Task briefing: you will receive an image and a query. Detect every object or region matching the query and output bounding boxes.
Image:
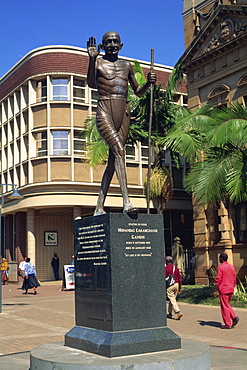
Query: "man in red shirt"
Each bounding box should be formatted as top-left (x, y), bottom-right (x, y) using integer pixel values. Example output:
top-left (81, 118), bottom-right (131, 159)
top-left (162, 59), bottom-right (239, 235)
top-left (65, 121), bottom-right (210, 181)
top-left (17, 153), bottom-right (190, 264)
top-left (213, 252), bottom-right (239, 329)
top-left (165, 256), bottom-right (183, 320)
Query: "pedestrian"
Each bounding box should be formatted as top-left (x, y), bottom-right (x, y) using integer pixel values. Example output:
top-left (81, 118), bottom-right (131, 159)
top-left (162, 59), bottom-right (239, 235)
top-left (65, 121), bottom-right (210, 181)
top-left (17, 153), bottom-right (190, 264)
top-left (71, 255), bottom-right (74, 265)
top-left (212, 252), bottom-right (239, 329)
top-left (51, 253), bottom-right (60, 280)
top-left (22, 257), bottom-right (40, 295)
top-left (1, 257), bottom-right (9, 285)
top-left (18, 256), bottom-right (27, 278)
top-left (165, 256), bottom-right (183, 320)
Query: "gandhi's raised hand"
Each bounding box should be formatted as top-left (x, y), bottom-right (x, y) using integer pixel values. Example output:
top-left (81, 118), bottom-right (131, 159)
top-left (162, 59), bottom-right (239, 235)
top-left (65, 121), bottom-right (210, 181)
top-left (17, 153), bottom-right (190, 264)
top-left (87, 36), bottom-right (100, 58)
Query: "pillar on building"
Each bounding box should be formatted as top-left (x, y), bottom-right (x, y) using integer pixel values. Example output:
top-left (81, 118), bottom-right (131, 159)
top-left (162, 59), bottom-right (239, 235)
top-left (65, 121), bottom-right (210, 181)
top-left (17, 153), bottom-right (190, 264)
top-left (27, 209), bottom-right (36, 264)
top-left (216, 201), bottom-right (233, 264)
top-left (73, 207), bottom-right (82, 220)
top-left (193, 198), bottom-right (211, 284)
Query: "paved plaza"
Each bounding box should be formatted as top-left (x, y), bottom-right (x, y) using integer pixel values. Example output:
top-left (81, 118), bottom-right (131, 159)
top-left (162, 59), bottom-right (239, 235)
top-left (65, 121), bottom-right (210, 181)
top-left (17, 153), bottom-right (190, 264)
top-left (0, 281), bottom-right (246, 369)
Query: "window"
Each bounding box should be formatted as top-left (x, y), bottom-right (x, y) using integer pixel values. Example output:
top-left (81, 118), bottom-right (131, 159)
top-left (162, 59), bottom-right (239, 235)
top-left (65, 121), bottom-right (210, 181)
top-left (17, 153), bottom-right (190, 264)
top-left (141, 145), bottom-right (149, 162)
top-left (208, 85), bottom-right (230, 107)
top-left (236, 203), bottom-right (247, 242)
top-left (173, 94), bottom-right (181, 104)
top-left (73, 79), bottom-right (86, 103)
top-left (52, 78), bottom-right (68, 101)
top-left (36, 131), bottom-right (47, 157)
top-left (183, 96), bottom-right (188, 106)
top-left (36, 80), bottom-right (47, 102)
top-left (91, 88), bottom-right (98, 105)
top-left (172, 167), bottom-right (184, 189)
top-left (125, 145), bottom-right (136, 161)
top-left (73, 130), bottom-right (86, 157)
top-left (52, 131), bottom-right (68, 155)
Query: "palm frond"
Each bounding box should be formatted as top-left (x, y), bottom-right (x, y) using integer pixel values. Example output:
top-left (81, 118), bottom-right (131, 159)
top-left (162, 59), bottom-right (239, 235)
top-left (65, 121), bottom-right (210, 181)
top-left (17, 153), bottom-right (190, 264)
top-left (86, 139), bottom-right (108, 167)
top-left (210, 118), bottom-right (247, 147)
top-left (132, 60), bottom-right (146, 86)
top-left (225, 152), bottom-right (247, 203)
top-left (166, 60), bottom-right (186, 102)
top-left (83, 116), bottom-right (100, 142)
top-left (185, 156), bottom-right (232, 205)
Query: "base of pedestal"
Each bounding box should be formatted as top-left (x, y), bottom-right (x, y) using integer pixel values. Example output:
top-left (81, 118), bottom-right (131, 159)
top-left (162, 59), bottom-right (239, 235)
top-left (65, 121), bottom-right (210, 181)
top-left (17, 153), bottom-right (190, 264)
top-left (30, 339), bottom-right (210, 370)
top-left (65, 325), bottom-right (181, 357)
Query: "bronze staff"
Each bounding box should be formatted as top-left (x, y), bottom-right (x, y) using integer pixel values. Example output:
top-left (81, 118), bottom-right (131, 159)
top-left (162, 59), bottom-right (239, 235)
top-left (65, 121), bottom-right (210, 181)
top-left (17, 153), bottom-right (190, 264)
top-left (147, 49), bottom-right (154, 214)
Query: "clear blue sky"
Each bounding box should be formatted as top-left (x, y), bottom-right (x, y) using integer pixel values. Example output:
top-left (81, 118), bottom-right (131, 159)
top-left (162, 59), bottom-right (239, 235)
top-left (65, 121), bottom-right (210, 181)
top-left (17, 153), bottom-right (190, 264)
top-left (0, 0), bottom-right (184, 77)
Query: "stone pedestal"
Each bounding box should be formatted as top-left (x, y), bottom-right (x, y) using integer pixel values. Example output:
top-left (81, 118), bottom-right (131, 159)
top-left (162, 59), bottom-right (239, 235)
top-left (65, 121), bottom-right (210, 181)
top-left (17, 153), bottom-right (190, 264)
top-left (30, 339), bottom-right (211, 370)
top-left (65, 213), bottom-right (181, 357)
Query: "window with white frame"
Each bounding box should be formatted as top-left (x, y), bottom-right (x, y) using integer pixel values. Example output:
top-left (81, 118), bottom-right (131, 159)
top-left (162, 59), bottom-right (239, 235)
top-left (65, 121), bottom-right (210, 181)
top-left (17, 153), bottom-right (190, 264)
top-left (90, 88), bottom-right (98, 105)
top-left (36, 131), bottom-right (47, 157)
top-left (183, 95), bottom-right (188, 106)
top-left (73, 79), bottom-right (86, 103)
top-left (141, 145), bottom-right (149, 162)
top-left (125, 144), bottom-right (136, 161)
top-left (52, 78), bottom-right (68, 101)
top-left (36, 80), bottom-right (47, 102)
top-left (73, 130), bottom-right (86, 157)
top-left (52, 130), bottom-right (68, 155)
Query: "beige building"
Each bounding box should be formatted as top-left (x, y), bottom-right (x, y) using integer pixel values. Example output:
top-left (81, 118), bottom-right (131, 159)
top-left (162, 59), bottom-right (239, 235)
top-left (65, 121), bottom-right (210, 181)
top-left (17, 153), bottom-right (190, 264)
top-left (0, 45), bottom-right (190, 281)
top-left (182, 0), bottom-right (247, 282)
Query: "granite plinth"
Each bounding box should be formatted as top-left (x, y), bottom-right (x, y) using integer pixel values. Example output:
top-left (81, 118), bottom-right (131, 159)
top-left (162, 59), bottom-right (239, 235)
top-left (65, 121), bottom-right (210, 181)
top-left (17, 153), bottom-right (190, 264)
top-left (30, 339), bottom-right (211, 370)
top-left (65, 213), bottom-right (181, 357)
top-left (65, 326), bottom-right (180, 358)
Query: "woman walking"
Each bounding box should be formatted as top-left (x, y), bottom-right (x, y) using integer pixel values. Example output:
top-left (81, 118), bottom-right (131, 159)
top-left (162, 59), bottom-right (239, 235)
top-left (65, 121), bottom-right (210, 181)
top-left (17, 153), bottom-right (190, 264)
top-left (1, 257), bottom-right (9, 285)
top-left (22, 257), bottom-right (40, 295)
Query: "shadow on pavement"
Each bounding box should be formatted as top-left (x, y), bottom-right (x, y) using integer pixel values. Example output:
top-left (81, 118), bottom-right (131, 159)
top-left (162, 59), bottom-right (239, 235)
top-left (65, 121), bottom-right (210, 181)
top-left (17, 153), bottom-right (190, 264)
top-left (3, 303), bottom-right (30, 306)
top-left (198, 320), bottom-right (221, 327)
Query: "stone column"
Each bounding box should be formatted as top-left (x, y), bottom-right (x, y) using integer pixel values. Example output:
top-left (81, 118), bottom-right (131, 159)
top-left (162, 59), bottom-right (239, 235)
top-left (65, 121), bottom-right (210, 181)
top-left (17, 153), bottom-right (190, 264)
top-left (217, 201), bottom-right (233, 264)
top-left (27, 209), bottom-right (36, 264)
top-left (193, 197), bottom-right (211, 284)
top-left (73, 206), bottom-right (82, 220)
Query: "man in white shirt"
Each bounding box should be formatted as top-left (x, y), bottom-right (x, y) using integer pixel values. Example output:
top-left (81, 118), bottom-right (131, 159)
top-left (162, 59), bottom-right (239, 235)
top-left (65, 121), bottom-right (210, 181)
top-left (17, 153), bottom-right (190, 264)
top-left (18, 257), bottom-right (27, 278)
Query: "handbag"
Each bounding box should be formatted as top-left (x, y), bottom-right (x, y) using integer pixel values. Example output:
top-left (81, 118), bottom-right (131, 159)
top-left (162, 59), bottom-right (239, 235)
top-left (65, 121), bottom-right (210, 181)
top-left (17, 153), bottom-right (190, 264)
top-left (166, 265), bottom-right (175, 288)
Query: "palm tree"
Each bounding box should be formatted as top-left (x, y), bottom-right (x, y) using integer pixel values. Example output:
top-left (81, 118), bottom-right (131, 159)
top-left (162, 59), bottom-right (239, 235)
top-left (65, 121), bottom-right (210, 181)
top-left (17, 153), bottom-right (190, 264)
top-left (161, 103), bottom-right (247, 206)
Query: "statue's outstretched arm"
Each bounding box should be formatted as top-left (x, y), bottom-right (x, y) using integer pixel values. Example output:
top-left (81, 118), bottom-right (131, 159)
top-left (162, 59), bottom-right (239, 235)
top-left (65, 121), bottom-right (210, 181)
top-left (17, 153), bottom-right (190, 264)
top-left (128, 63), bottom-right (156, 97)
top-left (87, 36), bottom-right (100, 88)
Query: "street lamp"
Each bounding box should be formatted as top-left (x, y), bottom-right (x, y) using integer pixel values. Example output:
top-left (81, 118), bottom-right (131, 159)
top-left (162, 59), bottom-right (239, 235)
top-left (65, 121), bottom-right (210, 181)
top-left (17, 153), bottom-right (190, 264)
top-left (0, 184), bottom-right (23, 313)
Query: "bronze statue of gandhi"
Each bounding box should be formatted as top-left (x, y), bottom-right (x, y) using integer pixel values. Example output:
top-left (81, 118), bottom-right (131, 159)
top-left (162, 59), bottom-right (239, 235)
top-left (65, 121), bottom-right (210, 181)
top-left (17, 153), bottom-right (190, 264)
top-left (87, 31), bottom-right (156, 216)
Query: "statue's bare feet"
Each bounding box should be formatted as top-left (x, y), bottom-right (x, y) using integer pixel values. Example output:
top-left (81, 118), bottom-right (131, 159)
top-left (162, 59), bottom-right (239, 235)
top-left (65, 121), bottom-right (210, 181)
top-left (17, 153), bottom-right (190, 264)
top-left (123, 203), bottom-right (138, 214)
top-left (93, 209), bottom-right (106, 216)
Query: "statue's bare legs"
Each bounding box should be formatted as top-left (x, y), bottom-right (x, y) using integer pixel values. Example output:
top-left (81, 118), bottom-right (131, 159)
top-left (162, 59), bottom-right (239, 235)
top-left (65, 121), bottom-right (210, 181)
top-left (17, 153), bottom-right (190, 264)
top-left (94, 147), bottom-right (138, 216)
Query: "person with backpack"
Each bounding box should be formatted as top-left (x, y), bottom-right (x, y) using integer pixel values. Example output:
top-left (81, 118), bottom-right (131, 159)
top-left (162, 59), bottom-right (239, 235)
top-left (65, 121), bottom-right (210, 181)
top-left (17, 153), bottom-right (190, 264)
top-left (165, 256), bottom-right (183, 320)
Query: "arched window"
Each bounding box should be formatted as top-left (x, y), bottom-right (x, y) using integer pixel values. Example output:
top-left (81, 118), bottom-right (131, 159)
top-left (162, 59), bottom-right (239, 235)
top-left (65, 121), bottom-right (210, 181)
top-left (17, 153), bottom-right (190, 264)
top-left (237, 74), bottom-right (247, 107)
top-left (207, 84), bottom-right (230, 107)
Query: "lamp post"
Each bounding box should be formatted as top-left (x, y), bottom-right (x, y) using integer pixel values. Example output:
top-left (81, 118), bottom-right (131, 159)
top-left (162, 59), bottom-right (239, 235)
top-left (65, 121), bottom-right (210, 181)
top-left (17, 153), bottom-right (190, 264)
top-left (0, 184), bottom-right (22, 313)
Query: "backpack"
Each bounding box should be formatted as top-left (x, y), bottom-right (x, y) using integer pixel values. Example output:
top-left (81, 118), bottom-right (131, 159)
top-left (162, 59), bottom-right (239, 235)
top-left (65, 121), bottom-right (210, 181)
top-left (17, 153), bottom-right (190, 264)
top-left (166, 265), bottom-right (175, 288)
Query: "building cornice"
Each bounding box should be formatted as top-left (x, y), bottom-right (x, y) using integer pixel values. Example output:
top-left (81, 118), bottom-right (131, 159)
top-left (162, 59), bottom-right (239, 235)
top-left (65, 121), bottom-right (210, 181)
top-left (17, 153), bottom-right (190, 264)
top-left (181, 4), bottom-right (247, 69)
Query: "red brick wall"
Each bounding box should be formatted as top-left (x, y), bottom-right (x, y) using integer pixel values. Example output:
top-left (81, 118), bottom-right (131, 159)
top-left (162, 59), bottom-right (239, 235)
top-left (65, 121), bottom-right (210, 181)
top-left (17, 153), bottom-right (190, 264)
top-left (0, 52), bottom-right (89, 100)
